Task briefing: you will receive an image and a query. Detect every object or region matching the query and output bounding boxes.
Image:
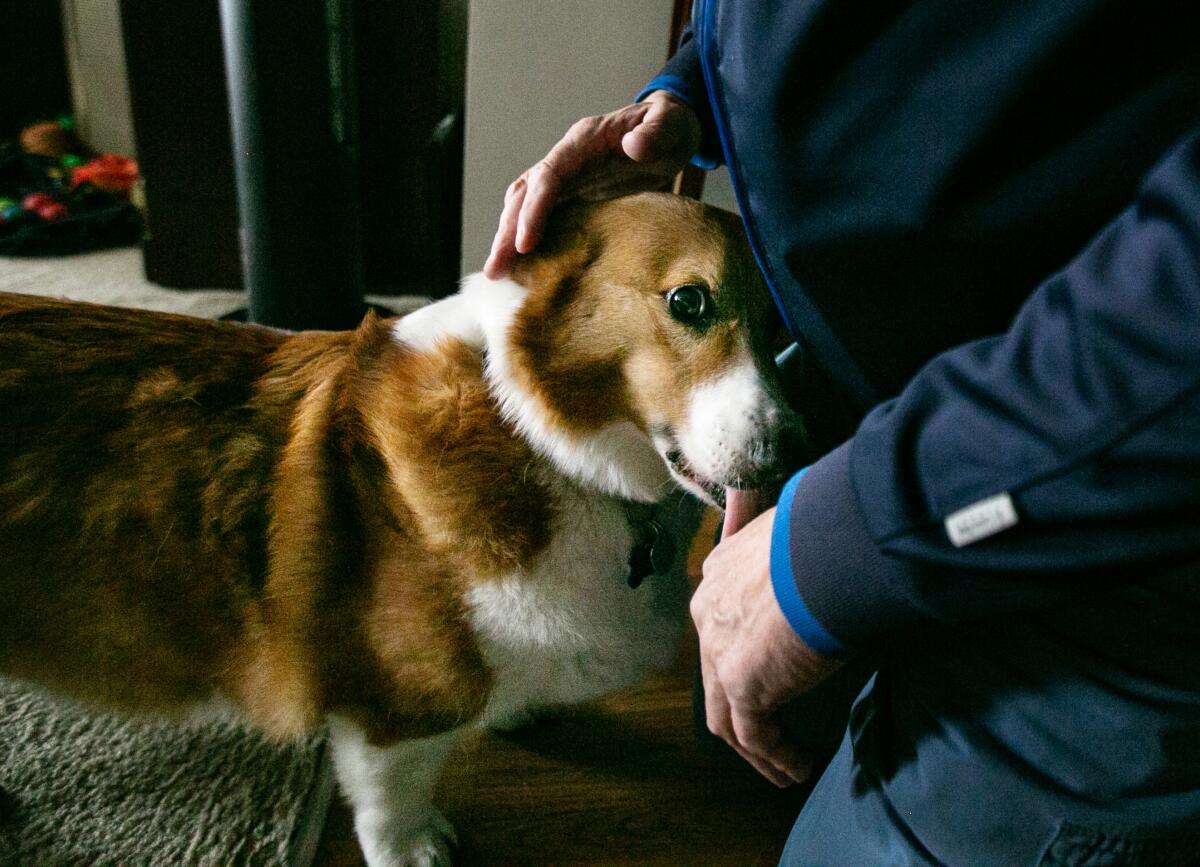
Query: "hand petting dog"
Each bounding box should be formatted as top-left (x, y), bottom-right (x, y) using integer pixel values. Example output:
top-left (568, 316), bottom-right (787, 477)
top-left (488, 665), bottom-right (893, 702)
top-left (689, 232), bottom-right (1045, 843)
top-left (485, 90), bottom-right (700, 279)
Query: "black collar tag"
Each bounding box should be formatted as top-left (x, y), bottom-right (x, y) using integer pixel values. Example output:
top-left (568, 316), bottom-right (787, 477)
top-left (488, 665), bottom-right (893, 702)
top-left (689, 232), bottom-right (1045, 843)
top-left (627, 519), bottom-right (674, 588)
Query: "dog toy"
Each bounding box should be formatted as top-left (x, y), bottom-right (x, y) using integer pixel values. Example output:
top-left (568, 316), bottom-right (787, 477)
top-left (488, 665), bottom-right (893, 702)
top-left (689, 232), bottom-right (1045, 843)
top-left (18, 116), bottom-right (81, 159)
top-left (70, 154), bottom-right (139, 196)
top-left (19, 192), bottom-right (65, 222)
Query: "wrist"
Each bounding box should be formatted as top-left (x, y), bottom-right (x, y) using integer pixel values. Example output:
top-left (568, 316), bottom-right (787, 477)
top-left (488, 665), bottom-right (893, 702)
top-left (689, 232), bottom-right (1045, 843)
top-left (646, 88), bottom-right (688, 108)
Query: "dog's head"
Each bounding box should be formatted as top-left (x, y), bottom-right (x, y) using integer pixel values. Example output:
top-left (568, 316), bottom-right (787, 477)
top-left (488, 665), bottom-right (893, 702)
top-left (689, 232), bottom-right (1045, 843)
top-left (470, 192), bottom-right (804, 507)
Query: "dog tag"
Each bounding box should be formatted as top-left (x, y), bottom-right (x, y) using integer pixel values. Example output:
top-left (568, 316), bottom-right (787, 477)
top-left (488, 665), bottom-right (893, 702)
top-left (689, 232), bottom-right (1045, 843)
top-left (627, 520), bottom-right (674, 588)
top-left (648, 520), bottom-right (674, 574)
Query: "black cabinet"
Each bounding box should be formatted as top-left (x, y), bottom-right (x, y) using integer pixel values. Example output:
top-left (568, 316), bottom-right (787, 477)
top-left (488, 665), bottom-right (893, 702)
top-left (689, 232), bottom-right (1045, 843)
top-left (1, 2), bottom-right (72, 138)
top-left (120, 0), bottom-right (465, 319)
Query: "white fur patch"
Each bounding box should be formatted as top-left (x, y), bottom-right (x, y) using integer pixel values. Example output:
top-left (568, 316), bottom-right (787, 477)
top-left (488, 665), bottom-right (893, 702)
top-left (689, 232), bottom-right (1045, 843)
top-left (461, 273), bottom-right (674, 503)
top-left (465, 482), bottom-right (693, 727)
top-left (678, 357), bottom-right (781, 488)
top-left (389, 291), bottom-right (484, 352)
top-left (329, 717), bottom-right (460, 867)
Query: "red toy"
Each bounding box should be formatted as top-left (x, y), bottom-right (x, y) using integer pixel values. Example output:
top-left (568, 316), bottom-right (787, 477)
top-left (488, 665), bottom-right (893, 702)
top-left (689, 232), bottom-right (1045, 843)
top-left (22, 192), bottom-right (55, 211)
top-left (37, 202), bottom-right (68, 221)
top-left (70, 155), bottom-right (139, 196)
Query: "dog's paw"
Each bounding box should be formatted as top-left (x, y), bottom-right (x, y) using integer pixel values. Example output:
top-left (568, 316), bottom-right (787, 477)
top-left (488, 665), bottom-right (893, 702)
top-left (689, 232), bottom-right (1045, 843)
top-left (356, 807), bottom-right (457, 867)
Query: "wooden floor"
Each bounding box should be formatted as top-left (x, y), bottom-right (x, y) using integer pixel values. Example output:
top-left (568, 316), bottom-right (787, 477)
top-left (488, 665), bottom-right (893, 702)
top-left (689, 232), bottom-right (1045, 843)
top-left (314, 511), bottom-right (812, 867)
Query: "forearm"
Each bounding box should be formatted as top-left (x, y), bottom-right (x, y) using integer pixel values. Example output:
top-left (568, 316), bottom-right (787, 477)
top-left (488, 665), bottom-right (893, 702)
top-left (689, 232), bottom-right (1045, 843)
top-left (772, 124), bottom-right (1200, 650)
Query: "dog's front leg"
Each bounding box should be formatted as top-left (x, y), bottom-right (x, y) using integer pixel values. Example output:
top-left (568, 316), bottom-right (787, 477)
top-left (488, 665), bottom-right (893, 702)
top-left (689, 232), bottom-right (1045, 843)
top-left (329, 716), bottom-right (460, 867)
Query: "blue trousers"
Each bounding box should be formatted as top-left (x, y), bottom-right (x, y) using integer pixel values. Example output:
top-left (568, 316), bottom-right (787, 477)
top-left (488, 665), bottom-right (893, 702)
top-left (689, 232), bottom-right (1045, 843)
top-left (777, 565), bottom-right (1200, 867)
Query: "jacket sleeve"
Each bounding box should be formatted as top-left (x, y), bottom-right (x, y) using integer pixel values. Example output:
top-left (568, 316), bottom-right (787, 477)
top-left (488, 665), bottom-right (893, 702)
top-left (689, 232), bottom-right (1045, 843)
top-left (772, 124), bottom-right (1200, 652)
top-left (634, 24), bottom-right (723, 170)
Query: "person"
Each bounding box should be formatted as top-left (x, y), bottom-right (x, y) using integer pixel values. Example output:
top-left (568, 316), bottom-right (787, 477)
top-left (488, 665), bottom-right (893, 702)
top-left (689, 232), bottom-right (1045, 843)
top-left (485, 2), bottom-right (1200, 864)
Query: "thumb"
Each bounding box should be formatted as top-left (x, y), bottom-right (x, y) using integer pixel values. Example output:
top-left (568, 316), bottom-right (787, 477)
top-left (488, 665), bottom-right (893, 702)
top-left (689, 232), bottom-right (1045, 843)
top-left (621, 96), bottom-right (700, 164)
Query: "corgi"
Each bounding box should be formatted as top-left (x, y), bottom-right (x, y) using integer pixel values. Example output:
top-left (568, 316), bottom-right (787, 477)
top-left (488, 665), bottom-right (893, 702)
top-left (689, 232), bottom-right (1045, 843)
top-left (0, 192), bottom-right (803, 867)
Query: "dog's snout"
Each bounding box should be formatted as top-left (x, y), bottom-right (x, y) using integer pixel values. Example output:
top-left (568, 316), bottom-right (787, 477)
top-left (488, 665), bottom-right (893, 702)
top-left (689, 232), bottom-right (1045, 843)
top-left (741, 415), bottom-right (806, 488)
top-left (675, 363), bottom-right (807, 500)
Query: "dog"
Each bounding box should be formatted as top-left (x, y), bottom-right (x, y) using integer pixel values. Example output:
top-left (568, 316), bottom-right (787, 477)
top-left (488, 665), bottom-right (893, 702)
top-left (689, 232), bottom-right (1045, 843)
top-left (0, 192), bottom-right (802, 867)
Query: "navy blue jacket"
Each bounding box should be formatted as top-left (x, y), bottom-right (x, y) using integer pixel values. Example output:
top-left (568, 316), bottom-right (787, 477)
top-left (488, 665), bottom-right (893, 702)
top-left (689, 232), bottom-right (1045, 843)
top-left (644, 0), bottom-right (1200, 654)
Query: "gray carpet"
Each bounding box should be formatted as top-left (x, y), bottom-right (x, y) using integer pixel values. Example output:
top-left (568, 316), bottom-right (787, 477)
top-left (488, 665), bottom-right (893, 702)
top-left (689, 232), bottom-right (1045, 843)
top-left (0, 247), bottom-right (246, 317)
top-left (0, 247), bottom-right (428, 867)
top-left (0, 247), bottom-right (430, 319)
top-left (0, 680), bottom-right (333, 867)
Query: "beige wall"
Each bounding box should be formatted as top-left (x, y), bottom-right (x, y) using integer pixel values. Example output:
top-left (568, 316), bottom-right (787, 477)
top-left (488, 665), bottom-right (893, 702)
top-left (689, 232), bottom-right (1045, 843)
top-left (60, 0), bottom-right (136, 157)
top-left (460, 0), bottom-right (675, 274)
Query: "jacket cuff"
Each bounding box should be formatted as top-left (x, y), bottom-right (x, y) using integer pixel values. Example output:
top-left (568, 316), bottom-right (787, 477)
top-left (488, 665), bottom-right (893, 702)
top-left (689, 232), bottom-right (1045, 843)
top-left (770, 440), bottom-right (924, 650)
top-left (636, 34), bottom-right (722, 170)
top-left (770, 468), bottom-right (846, 655)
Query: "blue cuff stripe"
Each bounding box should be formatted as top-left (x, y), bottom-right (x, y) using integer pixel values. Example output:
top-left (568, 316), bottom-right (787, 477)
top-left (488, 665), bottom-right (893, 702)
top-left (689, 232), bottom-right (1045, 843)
top-left (635, 76), bottom-right (721, 171)
top-left (770, 468), bottom-right (847, 656)
top-left (636, 74), bottom-right (700, 108)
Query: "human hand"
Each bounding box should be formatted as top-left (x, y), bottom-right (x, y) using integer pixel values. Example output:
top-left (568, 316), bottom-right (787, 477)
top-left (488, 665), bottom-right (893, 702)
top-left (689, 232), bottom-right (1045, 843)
top-left (693, 507), bottom-right (844, 787)
top-left (483, 90), bottom-right (701, 279)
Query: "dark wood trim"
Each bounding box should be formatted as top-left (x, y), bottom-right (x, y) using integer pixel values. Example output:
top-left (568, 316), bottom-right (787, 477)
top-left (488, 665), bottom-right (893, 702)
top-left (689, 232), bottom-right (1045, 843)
top-left (668, 0), bottom-right (692, 53)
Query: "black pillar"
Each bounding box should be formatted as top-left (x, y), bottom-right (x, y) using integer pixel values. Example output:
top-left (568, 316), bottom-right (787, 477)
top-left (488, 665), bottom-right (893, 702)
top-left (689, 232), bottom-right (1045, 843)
top-left (218, 0), bottom-right (364, 330)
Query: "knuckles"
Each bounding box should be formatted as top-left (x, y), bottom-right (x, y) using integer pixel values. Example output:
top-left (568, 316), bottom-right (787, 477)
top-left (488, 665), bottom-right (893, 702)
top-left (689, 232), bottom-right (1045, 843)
top-left (531, 158), bottom-right (558, 181)
top-left (706, 713), bottom-right (731, 740)
top-left (504, 175), bottom-right (527, 200)
top-left (569, 115), bottom-right (601, 137)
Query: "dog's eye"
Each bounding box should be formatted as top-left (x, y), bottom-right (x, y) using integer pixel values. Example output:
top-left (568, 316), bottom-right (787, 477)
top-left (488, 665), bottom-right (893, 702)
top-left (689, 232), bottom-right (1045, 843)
top-left (666, 284), bottom-right (711, 325)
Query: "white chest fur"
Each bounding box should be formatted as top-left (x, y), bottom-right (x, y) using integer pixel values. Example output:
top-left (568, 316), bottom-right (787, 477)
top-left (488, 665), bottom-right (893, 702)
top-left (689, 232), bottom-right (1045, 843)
top-left (390, 282), bottom-right (693, 727)
top-left (464, 481), bottom-right (690, 728)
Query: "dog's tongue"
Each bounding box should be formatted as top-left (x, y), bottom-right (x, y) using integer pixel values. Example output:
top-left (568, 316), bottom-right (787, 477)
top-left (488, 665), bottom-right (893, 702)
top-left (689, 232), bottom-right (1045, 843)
top-left (721, 488), bottom-right (770, 539)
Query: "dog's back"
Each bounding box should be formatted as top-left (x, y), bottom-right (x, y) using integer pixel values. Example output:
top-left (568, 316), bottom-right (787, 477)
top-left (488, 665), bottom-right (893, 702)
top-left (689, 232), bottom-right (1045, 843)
top-left (0, 293), bottom-right (304, 711)
top-left (0, 294), bottom-right (509, 739)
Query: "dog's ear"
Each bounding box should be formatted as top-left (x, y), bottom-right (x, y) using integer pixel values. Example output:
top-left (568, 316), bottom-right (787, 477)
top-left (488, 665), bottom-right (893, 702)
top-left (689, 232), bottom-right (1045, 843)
top-left (350, 307), bottom-right (391, 358)
top-left (505, 201), bottom-right (631, 433)
top-left (509, 202), bottom-right (603, 304)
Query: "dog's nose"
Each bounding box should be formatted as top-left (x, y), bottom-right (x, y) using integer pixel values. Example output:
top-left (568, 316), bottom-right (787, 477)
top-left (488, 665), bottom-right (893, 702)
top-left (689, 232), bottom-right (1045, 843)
top-left (742, 418), bottom-right (807, 488)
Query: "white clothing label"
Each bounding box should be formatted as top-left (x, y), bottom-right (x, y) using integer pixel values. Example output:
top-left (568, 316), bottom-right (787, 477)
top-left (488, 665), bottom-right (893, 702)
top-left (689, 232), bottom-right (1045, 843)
top-left (944, 492), bottom-right (1018, 548)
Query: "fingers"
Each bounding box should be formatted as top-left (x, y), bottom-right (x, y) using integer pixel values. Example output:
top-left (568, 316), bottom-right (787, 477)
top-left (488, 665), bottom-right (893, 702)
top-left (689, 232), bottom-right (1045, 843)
top-left (730, 707), bottom-right (811, 786)
top-left (484, 174), bottom-right (529, 279)
top-left (621, 92), bottom-right (700, 164)
top-left (694, 577), bottom-right (810, 788)
top-left (702, 662), bottom-right (802, 787)
top-left (517, 155), bottom-right (571, 251)
top-left (516, 108), bottom-right (648, 251)
top-left (485, 111), bottom-right (634, 278)
top-left (703, 663), bottom-right (810, 787)
top-left (485, 99), bottom-right (672, 278)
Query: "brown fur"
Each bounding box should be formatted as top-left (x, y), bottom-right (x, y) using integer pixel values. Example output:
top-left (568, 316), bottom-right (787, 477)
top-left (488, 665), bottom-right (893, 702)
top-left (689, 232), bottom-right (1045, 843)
top-left (0, 294), bottom-right (512, 743)
top-left (509, 195), bottom-right (776, 442)
top-left (0, 192), bottom-right (778, 751)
